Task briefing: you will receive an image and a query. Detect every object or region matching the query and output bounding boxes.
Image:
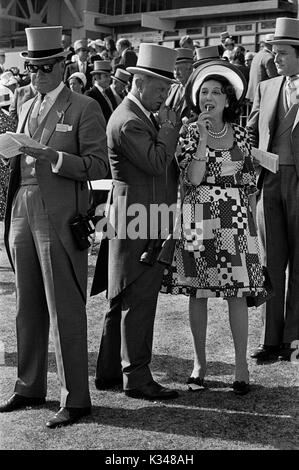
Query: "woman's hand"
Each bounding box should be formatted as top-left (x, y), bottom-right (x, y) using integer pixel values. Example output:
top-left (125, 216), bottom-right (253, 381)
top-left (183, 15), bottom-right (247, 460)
top-left (196, 111), bottom-right (211, 142)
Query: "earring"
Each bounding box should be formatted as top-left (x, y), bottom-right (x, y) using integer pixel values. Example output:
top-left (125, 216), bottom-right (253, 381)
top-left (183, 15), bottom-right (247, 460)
top-left (225, 103), bottom-right (229, 108)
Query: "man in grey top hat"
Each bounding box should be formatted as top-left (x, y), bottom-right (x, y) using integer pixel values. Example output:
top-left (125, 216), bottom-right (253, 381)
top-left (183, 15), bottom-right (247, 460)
top-left (247, 17), bottom-right (299, 362)
top-left (0, 26), bottom-right (108, 428)
top-left (85, 60), bottom-right (114, 123)
top-left (91, 43), bottom-right (180, 400)
top-left (63, 39), bottom-right (93, 90)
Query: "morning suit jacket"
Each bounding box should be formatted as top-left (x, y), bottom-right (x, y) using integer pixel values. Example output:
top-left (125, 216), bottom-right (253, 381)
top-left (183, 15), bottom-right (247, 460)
top-left (85, 86), bottom-right (113, 124)
top-left (9, 84), bottom-right (36, 123)
top-left (63, 61), bottom-right (94, 91)
top-left (246, 75), bottom-right (299, 179)
top-left (246, 48), bottom-right (278, 102)
top-left (4, 86), bottom-right (108, 301)
top-left (165, 83), bottom-right (192, 120)
top-left (91, 96), bottom-right (179, 299)
top-left (105, 86), bottom-right (121, 111)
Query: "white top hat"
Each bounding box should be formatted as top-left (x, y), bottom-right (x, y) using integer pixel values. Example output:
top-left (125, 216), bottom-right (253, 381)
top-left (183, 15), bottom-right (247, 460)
top-left (127, 43), bottom-right (178, 83)
top-left (267, 17), bottom-right (299, 46)
top-left (20, 26), bottom-right (68, 61)
top-left (112, 68), bottom-right (131, 84)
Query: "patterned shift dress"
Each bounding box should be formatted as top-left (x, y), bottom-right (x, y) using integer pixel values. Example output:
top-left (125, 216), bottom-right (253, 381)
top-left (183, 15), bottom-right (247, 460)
top-left (161, 122), bottom-right (268, 301)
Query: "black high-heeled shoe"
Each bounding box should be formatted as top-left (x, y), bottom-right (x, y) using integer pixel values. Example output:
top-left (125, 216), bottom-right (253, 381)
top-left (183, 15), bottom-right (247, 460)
top-left (233, 381), bottom-right (250, 395)
top-left (186, 377), bottom-right (206, 391)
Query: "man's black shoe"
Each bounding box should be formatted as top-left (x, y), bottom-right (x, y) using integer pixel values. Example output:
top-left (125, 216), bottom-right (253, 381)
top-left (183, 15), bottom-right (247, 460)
top-left (46, 407), bottom-right (91, 428)
top-left (250, 344), bottom-right (280, 360)
top-left (125, 381), bottom-right (179, 400)
top-left (278, 343), bottom-right (296, 361)
top-left (95, 377), bottom-right (123, 390)
top-left (0, 393), bottom-right (46, 412)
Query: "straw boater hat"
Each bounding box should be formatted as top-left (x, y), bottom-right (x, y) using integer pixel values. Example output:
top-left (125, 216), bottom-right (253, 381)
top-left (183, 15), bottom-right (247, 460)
top-left (127, 43), bottom-right (178, 83)
top-left (175, 48), bottom-right (193, 64)
top-left (112, 68), bottom-right (131, 84)
top-left (20, 26), bottom-right (68, 61)
top-left (267, 17), bottom-right (299, 46)
top-left (193, 45), bottom-right (222, 69)
top-left (91, 60), bottom-right (112, 75)
top-left (185, 59), bottom-right (246, 111)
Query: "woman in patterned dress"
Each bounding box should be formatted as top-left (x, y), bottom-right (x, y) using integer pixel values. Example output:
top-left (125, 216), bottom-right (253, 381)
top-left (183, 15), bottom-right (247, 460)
top-left (161, 61), bottom-right (269, 395)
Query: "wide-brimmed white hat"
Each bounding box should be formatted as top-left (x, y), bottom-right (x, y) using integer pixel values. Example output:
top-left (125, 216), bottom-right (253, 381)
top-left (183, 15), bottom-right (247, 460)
top-left (112, 68), bottom-right (131, 84)
top-left (185, 60), bottom-right (246, 110)
top-left (68, 72), bottom-right (87, 88)
top-left (127, 43), bottom-right (178, 83)
top-left (20, 26), bottom-right (68, 61)
top-left (91, 60), bottom-right (112, 75)
top-left (267, 17), bottom-right (299, 46)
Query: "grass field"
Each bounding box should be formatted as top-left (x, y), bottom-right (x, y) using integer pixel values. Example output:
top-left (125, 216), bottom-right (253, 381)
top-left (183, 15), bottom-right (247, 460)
top-left (0, 223), bottom-right (298, 451)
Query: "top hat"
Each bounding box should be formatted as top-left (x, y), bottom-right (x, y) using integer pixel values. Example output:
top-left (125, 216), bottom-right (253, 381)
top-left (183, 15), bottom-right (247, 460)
top-left (91, 60), bottom-right (112, 75)
top-left (112, 68), bottom-right (131, 84)
top-left (127, 43), bottom-right (178, 83)
top-left (20, 26), bottom-right (68, 61)
top-left (74, 39), bottom-right (89, 51)
top-left (267, 17), bottom-right (299, 46)
top-left (185, 59), bottom-right (246, 111)
top-left (220, 31), bottom-right (230, 40)
top-left (264, 33), bottom-right (275, 44)
top-left (193, 46), bottom-right (222, 69)
top-left (175, 48), bottom-right (194, 64)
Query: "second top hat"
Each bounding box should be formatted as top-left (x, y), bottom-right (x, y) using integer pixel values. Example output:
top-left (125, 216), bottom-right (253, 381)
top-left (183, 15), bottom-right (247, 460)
top-left (112, 68), bottom-right (131, 84)
top-left (91, 60), bottom-right (112, 74)
top-left (127, 43), bottom-right (178, 82)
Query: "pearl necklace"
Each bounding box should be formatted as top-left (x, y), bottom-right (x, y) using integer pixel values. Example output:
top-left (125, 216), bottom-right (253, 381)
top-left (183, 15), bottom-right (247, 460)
top-left (208, 122), bottom-right (228, 139)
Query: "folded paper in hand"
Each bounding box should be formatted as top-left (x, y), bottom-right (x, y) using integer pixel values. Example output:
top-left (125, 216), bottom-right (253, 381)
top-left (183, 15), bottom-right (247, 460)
top-left (251, 147), bottom-right (279, 173)
top-left (0, 132), bottom-right (45, 159)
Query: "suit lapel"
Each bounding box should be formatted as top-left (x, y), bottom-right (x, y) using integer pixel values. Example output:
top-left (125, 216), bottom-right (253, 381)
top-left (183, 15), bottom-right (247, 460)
top-left (276, 103), bottom-right (299, 136)
top-left (17, 96), bottom-right (36, 132)
top-left (38, 87), bottom-right (71, 145)
top-left (267, 77), bottom-right (284, 135)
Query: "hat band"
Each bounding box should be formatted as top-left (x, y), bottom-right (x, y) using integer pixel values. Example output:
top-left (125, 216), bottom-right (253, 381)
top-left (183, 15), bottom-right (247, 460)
top-left (27, 47), bottom-right (64, 58)
top-left (113, 76), bottom-right (128, 84)
top-left (273, 35), bottom-right (299, 41)
top-left (137, 66), bottom-right (174, 79)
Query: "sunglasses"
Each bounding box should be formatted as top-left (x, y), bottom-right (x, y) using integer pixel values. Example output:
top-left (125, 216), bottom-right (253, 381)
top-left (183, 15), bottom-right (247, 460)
top-left (26, 63), bottom-right (56, 74)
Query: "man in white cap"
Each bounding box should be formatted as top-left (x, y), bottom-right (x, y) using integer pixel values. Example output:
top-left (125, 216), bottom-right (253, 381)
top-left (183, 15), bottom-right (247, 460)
top-left (91, 43), bottom-right (180, 400)
top-left (165, 48), bottom-right (194, 121)
top-left (246, 33), bottom-right (278, 103)
top-left (247, 17), bottom-right (299, 362)
top-left (0, 26), bottom-right (108, 427)
top-left (63, 38), bottom-right (93, 90)
top-left (85, 60), bottom-right (113, 123)
top-left (105, 67), bottom-right (131, 110)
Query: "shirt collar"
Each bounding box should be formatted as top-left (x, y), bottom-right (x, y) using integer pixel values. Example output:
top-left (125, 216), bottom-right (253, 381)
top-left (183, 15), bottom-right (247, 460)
top-left (127, 92), bottom-right (151, 119)
top-left (43, 81), bottom-right (64, 103)
top-left (94, 83), bottom-right (105, 93)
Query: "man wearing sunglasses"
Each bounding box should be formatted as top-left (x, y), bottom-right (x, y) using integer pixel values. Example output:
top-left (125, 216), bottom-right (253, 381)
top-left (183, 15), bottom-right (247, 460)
top-left (0, 26), bottom-right (108, 428)
top-left (63, 38), bottom-right (93, 91)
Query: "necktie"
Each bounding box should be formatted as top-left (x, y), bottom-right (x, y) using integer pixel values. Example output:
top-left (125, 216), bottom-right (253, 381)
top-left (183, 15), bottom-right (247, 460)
top-left (29, 93), bottom-right (45, 136)
top-left (285, 76), bottom-right (298, 109)
top-left (150, 113), bottom-right (160, 131)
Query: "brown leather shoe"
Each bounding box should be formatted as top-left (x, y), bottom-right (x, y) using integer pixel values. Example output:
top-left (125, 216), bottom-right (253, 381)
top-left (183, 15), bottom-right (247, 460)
top-left (46, 407), bottom-right (91, 428)
top-left (125, 381), bottom-right (179, 400)
top-left (0, 394), bottom-right (46, 412)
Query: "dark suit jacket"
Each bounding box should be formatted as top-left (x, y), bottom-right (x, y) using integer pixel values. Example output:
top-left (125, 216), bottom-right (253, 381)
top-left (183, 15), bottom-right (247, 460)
top-left (105, 86), bottom-right (121, 111)
top-left (63, 61), bottom-right (94, 91)
top-left (166, 83), bottom-right (192, 120)
top-left (91, 96), bottom-right (179, 298)
top-left (112, 49), bottom-right (138, 70)
top-left (85, 86), bottom-right (113, 123)
top-left (246, 48), bottom-right (278, 102)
